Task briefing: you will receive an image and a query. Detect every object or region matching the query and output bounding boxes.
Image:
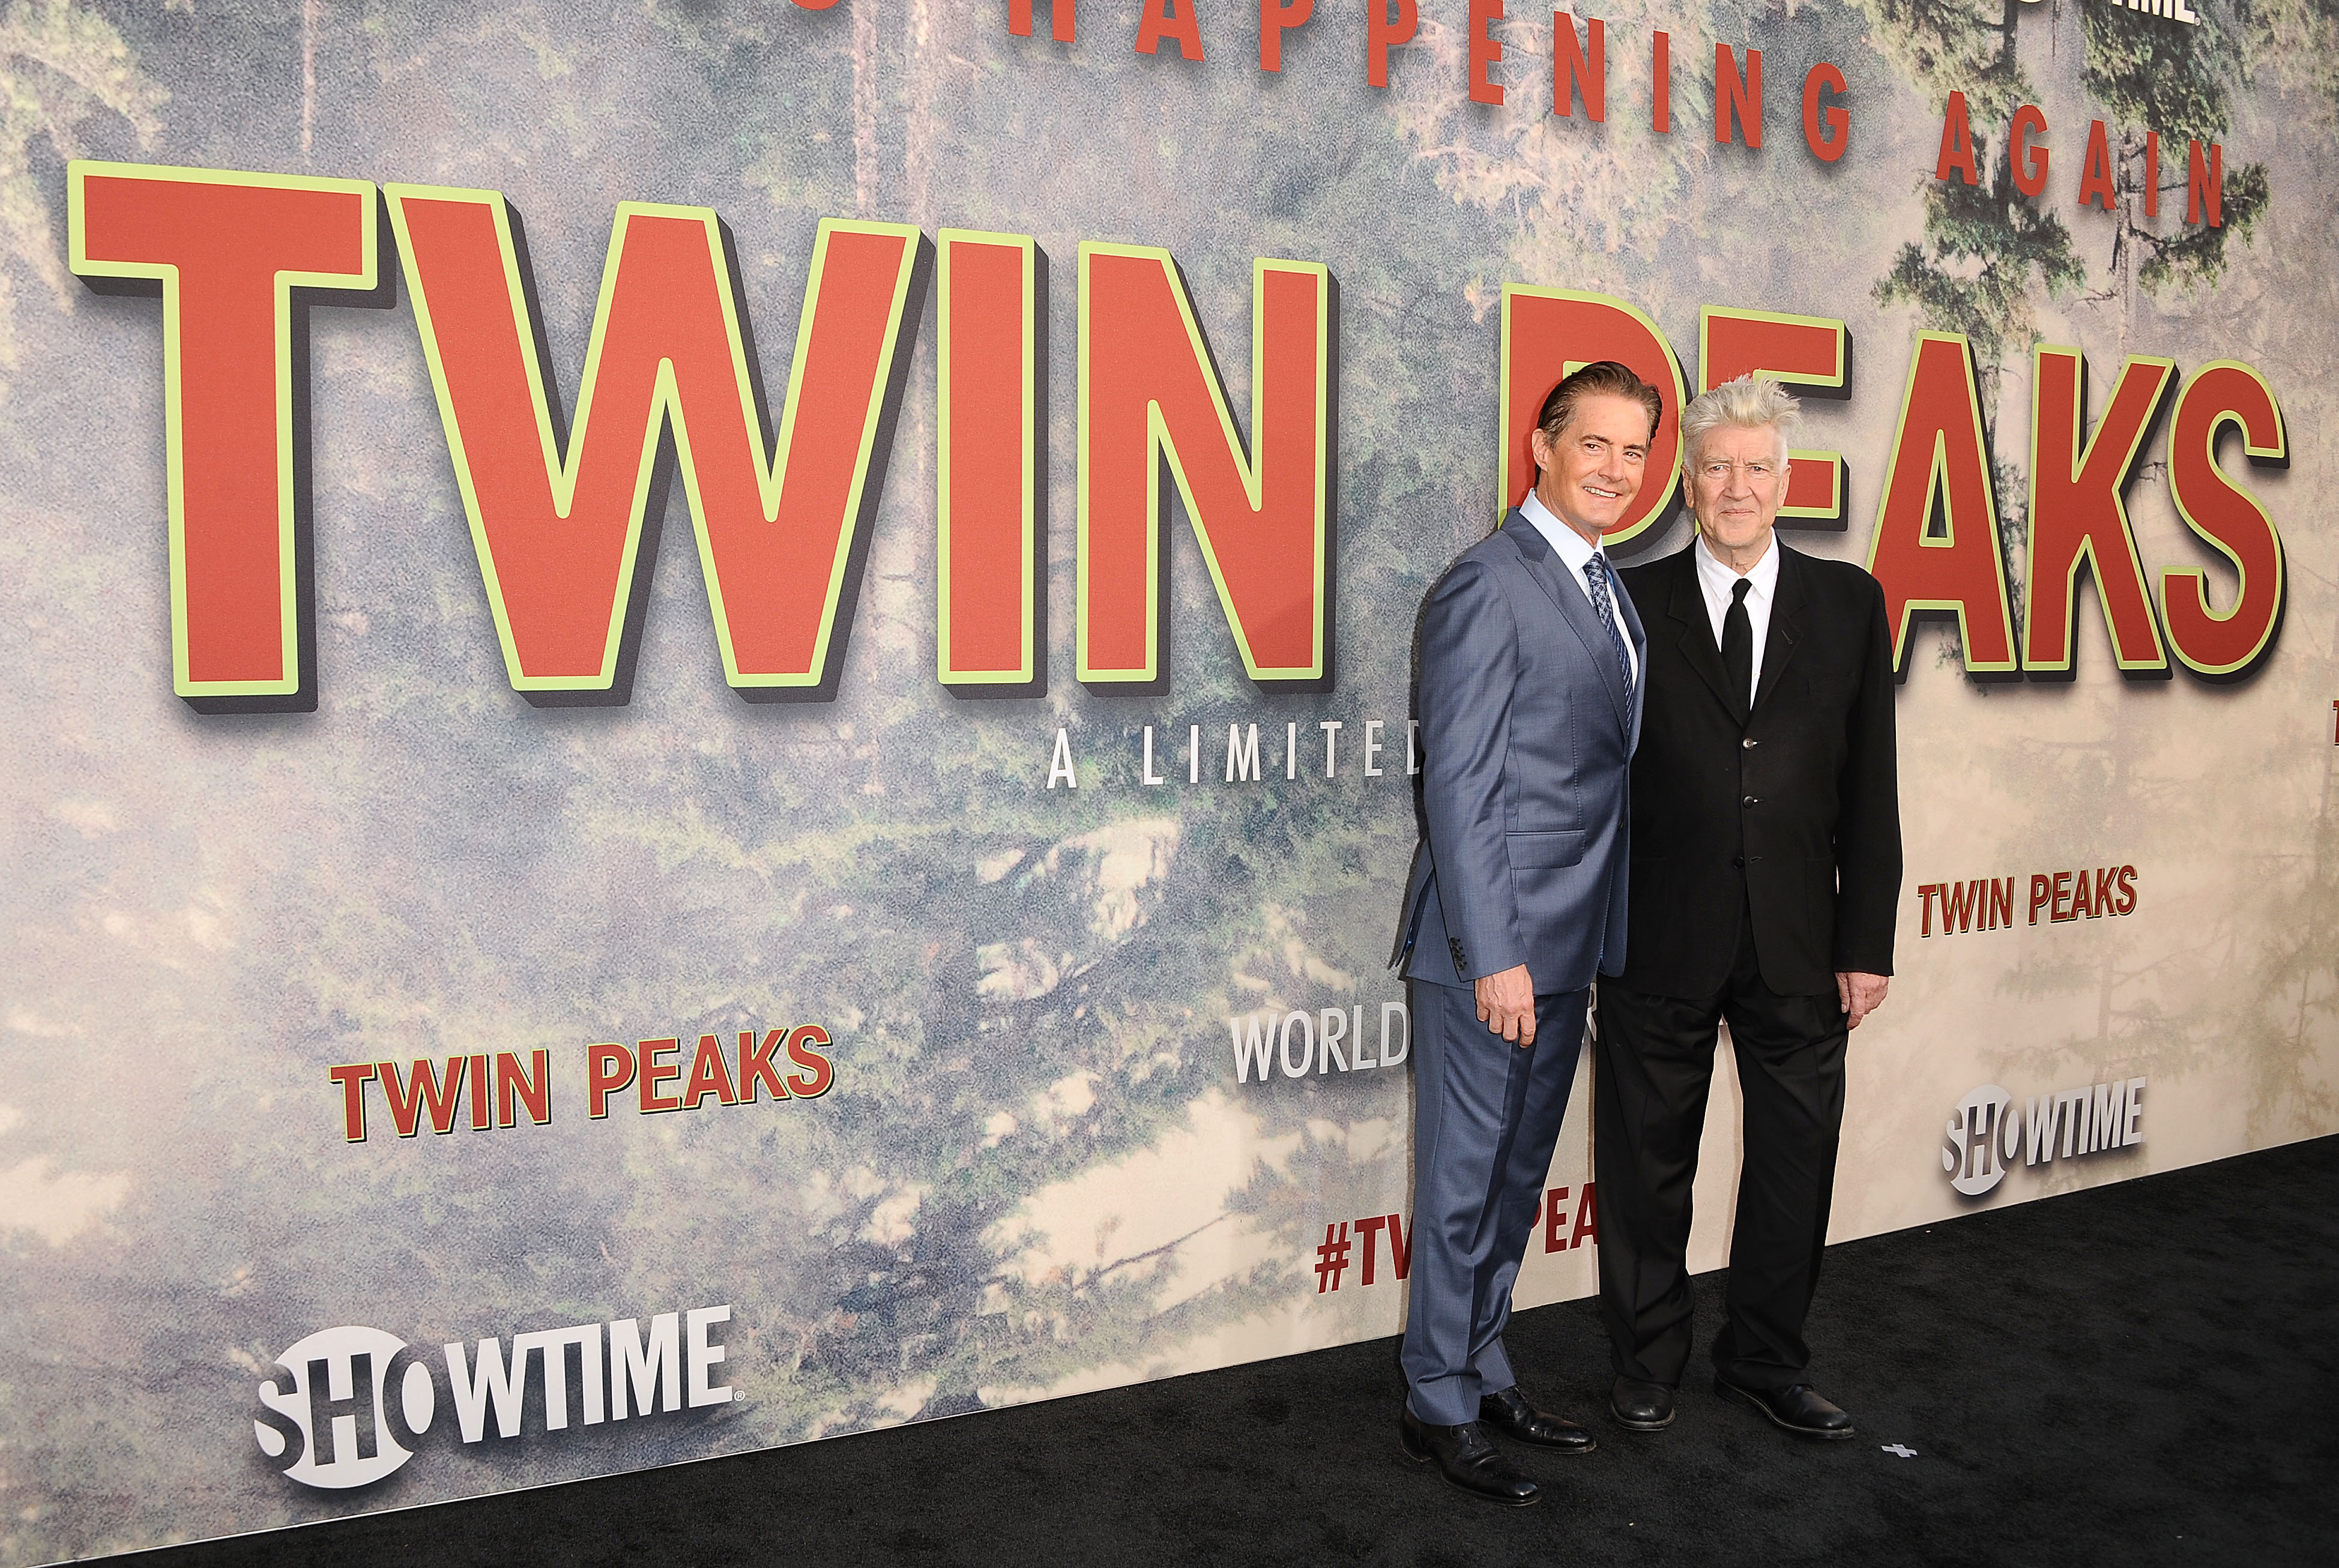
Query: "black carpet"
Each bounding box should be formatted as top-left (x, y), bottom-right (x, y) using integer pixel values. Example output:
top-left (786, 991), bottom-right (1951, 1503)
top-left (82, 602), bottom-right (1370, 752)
top-left (130, 1136), bottom-right (2339, 1567)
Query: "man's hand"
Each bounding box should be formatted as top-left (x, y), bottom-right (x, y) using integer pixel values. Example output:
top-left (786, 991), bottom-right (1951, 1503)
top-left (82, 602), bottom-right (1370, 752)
top-left (1475, 964), bottom-right (1538, 1047)
top-left (1836, 971), bottom-right (1889, 1030)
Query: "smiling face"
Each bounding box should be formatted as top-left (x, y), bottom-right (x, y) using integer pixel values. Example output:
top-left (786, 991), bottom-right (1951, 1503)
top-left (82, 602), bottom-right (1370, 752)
top-left (1529, 392), bottom-right (1651, 544)
top-left (1689, 421), bottom-right (1790, 565)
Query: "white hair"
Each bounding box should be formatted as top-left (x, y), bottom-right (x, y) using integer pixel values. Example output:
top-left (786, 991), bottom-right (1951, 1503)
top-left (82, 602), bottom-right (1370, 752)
top-left (1680, 374), bottom-right (1800, 472)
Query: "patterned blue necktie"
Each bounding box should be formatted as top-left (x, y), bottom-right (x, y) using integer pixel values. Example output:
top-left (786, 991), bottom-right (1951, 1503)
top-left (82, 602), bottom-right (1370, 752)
top-left (1581, 553), bottom-right (1634, 690)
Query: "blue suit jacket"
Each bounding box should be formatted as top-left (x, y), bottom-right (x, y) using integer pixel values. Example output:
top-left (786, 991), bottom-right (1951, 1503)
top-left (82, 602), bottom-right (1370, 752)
top-left (1394, 510), bottom-right (1647, 992)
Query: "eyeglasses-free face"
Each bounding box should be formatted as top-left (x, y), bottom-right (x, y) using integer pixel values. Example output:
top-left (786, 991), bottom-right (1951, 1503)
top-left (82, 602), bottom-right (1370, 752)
top-left (1689, 423), bottom-right (1790, 564)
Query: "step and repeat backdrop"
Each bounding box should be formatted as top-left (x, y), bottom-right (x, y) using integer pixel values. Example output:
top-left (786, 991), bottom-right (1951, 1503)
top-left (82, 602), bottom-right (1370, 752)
top-left (4, 1), bottom-right (2335, 1559)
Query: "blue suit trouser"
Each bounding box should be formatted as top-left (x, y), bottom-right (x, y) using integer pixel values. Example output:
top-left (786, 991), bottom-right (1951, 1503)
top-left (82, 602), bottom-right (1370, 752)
top-left (1400, 979), bottom-right (1587, 1426)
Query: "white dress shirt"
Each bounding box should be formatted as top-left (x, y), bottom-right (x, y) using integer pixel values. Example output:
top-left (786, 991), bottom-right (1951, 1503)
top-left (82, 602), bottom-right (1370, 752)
top-left (1519, 490), bottom-right (1639, 687)
top-left (1692, 529), bottom-right (1779, 709)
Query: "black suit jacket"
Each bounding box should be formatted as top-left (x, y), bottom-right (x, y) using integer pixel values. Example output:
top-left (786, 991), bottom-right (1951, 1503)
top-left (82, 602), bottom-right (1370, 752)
top-left (1611, 541), bottom-right (1902, 999)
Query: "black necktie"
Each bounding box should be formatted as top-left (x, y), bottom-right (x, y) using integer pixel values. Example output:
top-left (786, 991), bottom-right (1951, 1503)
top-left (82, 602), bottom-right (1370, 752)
top-left (1722, 577), bottom-right (1753, 722)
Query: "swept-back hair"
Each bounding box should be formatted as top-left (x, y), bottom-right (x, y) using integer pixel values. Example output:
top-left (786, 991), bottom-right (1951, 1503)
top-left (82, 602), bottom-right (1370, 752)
top-left (1680, 373), bottom-right (1800, 471)
top-left (1535, 360), bottom-right (1662, 449)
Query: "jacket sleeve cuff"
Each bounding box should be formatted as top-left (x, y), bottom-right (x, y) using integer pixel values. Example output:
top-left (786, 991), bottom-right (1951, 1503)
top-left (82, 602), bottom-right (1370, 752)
top-left (1460, 936), bottom-right (1529, 982)
top-left (1829, 947), bottom-right (1894, 977)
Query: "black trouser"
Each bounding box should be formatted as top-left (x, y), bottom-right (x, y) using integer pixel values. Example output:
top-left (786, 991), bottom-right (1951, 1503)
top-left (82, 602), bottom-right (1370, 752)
top-left (1593, 911), bottom-right (1848, 1392)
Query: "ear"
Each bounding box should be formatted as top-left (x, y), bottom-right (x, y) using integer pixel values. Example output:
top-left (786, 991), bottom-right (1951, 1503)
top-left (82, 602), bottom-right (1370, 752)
top-left (1529, 423), bottom-right (1553, 472)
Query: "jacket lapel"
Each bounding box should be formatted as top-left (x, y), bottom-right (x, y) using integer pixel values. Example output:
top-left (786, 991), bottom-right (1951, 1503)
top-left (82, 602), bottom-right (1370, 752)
top-left (1752, 543), bottom-right (1806, 716)
top-left (1667, 548), bottom-right (1740, 719)
top-left (1503, 511), bottom-right (1632, 729)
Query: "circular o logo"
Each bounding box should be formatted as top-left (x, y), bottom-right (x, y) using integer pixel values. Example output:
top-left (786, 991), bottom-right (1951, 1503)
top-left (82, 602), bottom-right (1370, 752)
top-left (253, 1324), bottom-right (423, 1489)
top-left (1942, 1084), bottom-right (2015, 1196)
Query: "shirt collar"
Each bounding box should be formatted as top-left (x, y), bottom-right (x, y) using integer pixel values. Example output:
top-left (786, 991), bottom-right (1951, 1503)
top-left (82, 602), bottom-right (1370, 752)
top-left (1694, 528), bottom-right (1780, 602)
top-left (1520, 489), bottom-right (1606, 577)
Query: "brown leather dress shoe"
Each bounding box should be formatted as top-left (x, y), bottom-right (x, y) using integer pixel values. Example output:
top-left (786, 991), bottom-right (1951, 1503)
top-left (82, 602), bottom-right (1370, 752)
top-left (1479, 1386), bottom-right (1597, 1454)
top-left (1399, 1407), bottom-right (1541, 1505)
top-left (1713, 1377), bottom-right (1855, 1439)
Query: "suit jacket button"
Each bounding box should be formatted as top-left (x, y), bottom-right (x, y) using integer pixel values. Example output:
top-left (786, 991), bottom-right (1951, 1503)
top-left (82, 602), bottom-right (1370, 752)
top-left (1732, 855), bottom-right (1745, 868)
top-left (1741, 737), bottom-right (1758, 749)
top-left (1742, 795), bottom-right (1758, 808)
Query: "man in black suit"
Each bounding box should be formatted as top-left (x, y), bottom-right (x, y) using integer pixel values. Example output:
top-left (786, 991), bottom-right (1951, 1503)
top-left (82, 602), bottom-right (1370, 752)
top-left (1597, 374), bottom-right (1901, 1440)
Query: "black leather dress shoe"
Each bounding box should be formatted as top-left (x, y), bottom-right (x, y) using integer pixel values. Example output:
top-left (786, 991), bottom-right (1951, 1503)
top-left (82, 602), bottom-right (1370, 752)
top-left (1399, 1408), bottom-right (1541, 1505)
top-left (1479, 1386), bottom-right (1596, 1454)
top-left (1713, 1378), bottom-right (1855, 1439)
top-left (1608, 1376), bottom-right (1676, 1431)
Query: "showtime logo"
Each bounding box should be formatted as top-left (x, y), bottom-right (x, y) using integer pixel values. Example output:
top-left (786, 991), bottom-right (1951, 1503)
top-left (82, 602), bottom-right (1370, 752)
top-left (253, 1306), bottom-right (734, 1489)
top-left (1942, 1078), bottom-right (2148, 1197)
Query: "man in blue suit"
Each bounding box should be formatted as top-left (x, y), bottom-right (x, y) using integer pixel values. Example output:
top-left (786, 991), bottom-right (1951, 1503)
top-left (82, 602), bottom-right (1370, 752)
top-left (1392, 361), bottom-right (1654, 1504)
